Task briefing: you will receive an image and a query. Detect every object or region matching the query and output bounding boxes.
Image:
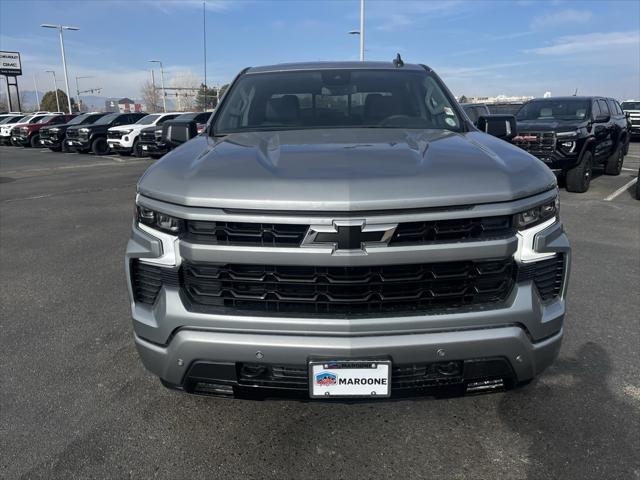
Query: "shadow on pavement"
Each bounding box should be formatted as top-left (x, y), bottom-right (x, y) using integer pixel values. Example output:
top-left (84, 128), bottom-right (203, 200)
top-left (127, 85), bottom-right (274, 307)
top-left (499, 342), bottom-right (640, 479)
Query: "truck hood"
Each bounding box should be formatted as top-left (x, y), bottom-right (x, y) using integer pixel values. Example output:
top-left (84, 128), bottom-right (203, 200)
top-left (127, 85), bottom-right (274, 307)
top-left (516, 119), bottom-right (587, 133)
top-left (109, 123), bottom-right (146, 132)
top-left (138, 128), bottom-right (556, 211)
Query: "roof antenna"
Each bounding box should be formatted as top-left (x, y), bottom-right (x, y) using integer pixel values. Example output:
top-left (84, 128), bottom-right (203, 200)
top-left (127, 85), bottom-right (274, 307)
top-left (573, 88), bottom-right (578, 96)
top-left (393, 53), bottom-right (404, 68)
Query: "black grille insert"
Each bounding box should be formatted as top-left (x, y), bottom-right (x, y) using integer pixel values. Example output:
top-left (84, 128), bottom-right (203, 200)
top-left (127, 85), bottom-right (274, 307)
top-left (66, 129), bottom-right (79, 139)
top-left (183, 216), bottom-right (513, 247)
top-left (517, 254), bottom-right (565, 301)
top-left (130, 261), bottom-right (179, 305)
top-left (185, 221), bottom-right (308, 246)
top-left (181, 258), bottom-right (516, 316)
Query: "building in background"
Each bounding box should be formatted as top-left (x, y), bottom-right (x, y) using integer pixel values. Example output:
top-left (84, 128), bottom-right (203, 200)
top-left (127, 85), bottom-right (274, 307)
top-left (466, 94), bottom-right (534, 104)
top-left (104, 98), bottom-right (145, 113)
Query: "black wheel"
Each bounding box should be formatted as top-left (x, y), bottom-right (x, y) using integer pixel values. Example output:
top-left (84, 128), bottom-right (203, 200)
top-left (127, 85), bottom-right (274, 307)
top-left (91, 137), bottom-right (109, 155)
top-left (566, 150), bottom-right (592, 193)
top-left (131, 139), bottom-right (142, 157)
top-left (28, 134), bottom-right (40, 148)
top-left (61, 141), bottom-right (68, 153)
top-left (150, 153), bottom-right (162, 159)
top-left (604, 146), bottom-right (624, 175)
top-left (49, 146), bottom-right (61, 152)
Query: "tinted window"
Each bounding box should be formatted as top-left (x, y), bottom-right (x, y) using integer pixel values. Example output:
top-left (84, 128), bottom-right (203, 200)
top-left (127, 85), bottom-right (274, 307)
top-left (516, 100), bottom-right (590, 121)
top-left (621, 101), bottom-right (640, 110)
top-left (606, 100), bottom-right (618, 116)
top-left (613, 101), bottom-right (623, 115)
top-left (29, 115), bottom-right (47, 124)
top-left (37, 115), bottom-right (58, 124)
top-left (93, 113), bottom-right (120, 125)
top-left (0, 115), bottom-right (24, 124)
top-left (462, 105), bottom-right (478, 123)
top-left (597, 100), bottom-right (610, 115)
top-left (591, 101), bottom-right (601, 118)
top-left (195, 112), bottom-right (212, 122)
top-left (156, 114), bottom-right (180, 125)
top-left (215, 69), bottom-right (462, 133)
top-left (135, 114), bottom-right (158, 125)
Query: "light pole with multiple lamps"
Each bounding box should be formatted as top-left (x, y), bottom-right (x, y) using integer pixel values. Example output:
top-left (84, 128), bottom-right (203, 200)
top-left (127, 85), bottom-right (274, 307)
top-left (75, 75), bottom-right (93, 112)
top-left (40, 23), bottom-right (78, 113)
top-left (45, 70), bottom-right (61, 112)
top-left (148, 60), bottom-right (167, 112)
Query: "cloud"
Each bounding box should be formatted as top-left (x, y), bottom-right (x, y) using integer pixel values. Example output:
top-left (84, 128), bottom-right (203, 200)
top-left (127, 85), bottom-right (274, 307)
top-left (437, 62), bottom-right (530, 80)
top-left (368, 0), bottom-right (465, 31)
top-left (530, 9), bottom-right (593, 30)
top-left (140, 0), bottom-right (238, 14)
top-left (528, 31), bottom-right (640, 55)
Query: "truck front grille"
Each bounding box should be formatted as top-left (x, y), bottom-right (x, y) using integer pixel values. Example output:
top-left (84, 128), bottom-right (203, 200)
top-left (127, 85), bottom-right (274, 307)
top-left (107, 131), bottom-right (124, 139)
top-left (140, 130), bottom-right (155, 142)
top-left (180, 258), bottom-right (516, 316)
top-left (183, 216), bottom-right (513, 247)
top-left (66, 129), bottom-right (79, 139)
top-left (514, 132), bottom-right (556, 155)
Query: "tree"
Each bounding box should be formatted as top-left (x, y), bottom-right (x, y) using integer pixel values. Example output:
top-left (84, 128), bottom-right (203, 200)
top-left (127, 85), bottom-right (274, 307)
top-left (40, 89), bottom-right (77, 113)
top-left (170, 70), bottom-right (200, 111)
top-left (218, 83), bottom-right (230, 99)
top-left (140, 80), bottom-right (162, 113)
top-left (195, 83), bottom-right (217, 111)
top-left (458, 95), bottom-right (468, 103)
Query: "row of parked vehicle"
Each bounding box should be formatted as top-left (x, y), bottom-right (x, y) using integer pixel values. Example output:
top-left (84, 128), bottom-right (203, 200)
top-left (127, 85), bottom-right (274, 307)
top-left (0, 110), bottom-right (212, 159)
top-left (461, 97), bottom-right (639, 193)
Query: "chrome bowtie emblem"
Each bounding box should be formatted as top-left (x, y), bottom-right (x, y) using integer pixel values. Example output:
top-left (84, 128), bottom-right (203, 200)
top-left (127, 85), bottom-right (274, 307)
top-left (301, 220), bottom-right (397, 251)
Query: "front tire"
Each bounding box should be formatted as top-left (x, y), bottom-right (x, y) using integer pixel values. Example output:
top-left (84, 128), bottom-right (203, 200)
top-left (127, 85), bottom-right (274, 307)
top-left (28, 134), bottom-right (40, 148)
top-left (132, 139), bottom-right (142, 157)
top-left (604, 146), bottom-right (624, 175)
top-left (566, 150), bottom-right (592, 193)
top-left (91, 137), bottom-right (109, 155)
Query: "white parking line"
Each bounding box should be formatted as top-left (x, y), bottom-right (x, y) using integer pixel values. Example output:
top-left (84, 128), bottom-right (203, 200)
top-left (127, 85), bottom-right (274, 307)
top-left (622, 167), bottom-right (637, 172)
top-left (604, 177), bottom-right (638, 201)
top-left (626, 154), bottom-right (640, 159)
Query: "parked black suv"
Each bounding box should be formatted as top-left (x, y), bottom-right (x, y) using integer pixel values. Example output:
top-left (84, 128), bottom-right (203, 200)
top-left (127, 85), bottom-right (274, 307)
top-left (461, 103), bottom-right (490, 127)
top-left (138, 124), bottom-right (166, 159)
top-left (162, 111), bottom-right (212, 149)
top-left (514, 96), bottom-right (630, 192)
top-left (65, 112), bottom-right (146, 155)
top-left (40, 112), bottom-right (108, 151)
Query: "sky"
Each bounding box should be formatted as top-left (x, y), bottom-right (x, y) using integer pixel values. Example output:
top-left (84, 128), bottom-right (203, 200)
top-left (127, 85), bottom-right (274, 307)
top-left (1, 0), bottom-right (639, 103)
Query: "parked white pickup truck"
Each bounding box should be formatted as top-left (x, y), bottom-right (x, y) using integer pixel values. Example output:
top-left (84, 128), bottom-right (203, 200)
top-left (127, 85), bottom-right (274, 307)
top-left (107, 112), bottom-right (181, 156)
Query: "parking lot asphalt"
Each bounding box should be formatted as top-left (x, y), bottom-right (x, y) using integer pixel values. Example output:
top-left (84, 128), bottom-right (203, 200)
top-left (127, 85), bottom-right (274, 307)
top-left (1, 144), bottom-right (639, 480)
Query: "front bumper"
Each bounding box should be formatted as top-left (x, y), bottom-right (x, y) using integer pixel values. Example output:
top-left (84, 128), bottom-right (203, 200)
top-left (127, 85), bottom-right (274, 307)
top-left (107, 139), bottom-right (133, 152)
top-left (65, 138), bottom-right (90, 151)
top-left (126, 191), bottom-right (570, 399)
top-left (139, 142), bottom-right (168, 156)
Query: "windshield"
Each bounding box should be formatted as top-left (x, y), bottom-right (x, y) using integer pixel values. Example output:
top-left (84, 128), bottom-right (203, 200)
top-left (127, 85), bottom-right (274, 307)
top-left (28, 115), bottom-right (46, 124)
top-left (621, 102), bottom-right (640, 110)
top-left (93, 113), bottom-right (120, 125)
top-left (516, 100), bottom-right (590, 121)
top-left (135, 114), bottom-right (158, 125)
top-left (37, 115), bottom-right (58, 124)
top-left (66, 114), bottom-right (90, 125)
top-left (214, 69), bottom-right (462, 133)
top-left (0, 115), bottom-right (24, 124)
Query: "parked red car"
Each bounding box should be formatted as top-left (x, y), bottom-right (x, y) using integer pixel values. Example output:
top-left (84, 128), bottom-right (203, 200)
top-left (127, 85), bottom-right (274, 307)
top-left (11, 113), bottom-right (75, 148)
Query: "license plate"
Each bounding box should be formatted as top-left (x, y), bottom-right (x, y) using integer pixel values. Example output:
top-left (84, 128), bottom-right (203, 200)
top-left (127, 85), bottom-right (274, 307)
top-left (309, 360), bottom-right (391, 398)
top-left (142, 145), bottom-right (148, 150)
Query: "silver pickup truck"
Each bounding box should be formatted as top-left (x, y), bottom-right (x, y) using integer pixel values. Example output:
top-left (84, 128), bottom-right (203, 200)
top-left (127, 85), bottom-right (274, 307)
top-left (125, 60), bottom-right (570, 400)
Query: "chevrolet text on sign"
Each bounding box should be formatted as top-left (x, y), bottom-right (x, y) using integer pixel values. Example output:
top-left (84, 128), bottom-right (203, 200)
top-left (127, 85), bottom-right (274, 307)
top-left (0, 51), bottom-right (22, 76)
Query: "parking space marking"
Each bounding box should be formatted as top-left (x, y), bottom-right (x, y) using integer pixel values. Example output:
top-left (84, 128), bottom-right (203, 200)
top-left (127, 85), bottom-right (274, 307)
top-left (626, 154), bottom-right (640, 159)
top-left (604, 177), bottom-right (638, 201)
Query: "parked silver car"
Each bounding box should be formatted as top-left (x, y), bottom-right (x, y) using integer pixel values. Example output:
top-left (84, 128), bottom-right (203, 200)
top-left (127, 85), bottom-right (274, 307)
top-left (126, 60), bottom-right (570, 400)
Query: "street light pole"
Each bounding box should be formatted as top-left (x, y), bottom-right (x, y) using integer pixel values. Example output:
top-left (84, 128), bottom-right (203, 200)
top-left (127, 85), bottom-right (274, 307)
top-left (149, 60), bottom-right (167, 112)
top-left (33, 74), bottom-right (40, 110)
top-left (359, 0), bottom-right (365, 61)
top-left (41, 24), bottom-right (79, 114)
top-left (46, 70), bottom-right (60, 112)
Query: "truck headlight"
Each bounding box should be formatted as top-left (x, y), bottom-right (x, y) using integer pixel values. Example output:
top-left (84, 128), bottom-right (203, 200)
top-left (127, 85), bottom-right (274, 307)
top-left (49, 127), bottom-right (60, 133)
top-left (558, 140), bottom-right (576, 154)
top-left (79, 128), bottom-right (89, 133)
top-left (136, 206), bottom-right (183, 234)
top-left (513, 195), bottom-right (559, 230)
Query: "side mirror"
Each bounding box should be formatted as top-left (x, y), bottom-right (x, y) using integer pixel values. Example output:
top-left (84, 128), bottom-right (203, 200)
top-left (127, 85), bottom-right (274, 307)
top-left (595, 114), bottom-right (610, 123)
top-left (477, 114), bottom-right (517, 141)
top-left (163, 122), bottom-right (195, 147)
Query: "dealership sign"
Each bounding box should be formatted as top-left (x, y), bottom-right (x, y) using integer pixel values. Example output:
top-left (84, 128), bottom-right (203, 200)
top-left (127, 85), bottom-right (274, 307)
top-left (0, 51), bottom-right (22, 76)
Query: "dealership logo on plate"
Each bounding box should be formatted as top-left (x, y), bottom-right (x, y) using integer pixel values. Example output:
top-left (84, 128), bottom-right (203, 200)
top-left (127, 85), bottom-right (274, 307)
top-left (315, 372), bottom-right (337, 386)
